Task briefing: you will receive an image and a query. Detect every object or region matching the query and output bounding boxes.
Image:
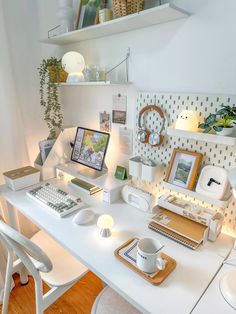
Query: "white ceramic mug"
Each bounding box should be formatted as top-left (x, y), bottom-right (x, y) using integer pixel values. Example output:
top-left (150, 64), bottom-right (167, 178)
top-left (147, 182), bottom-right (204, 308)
top-left (137, 238), bottom-right (165, 273)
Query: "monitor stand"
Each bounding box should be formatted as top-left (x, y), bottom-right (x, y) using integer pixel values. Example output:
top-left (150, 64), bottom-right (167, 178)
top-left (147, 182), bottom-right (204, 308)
top-left (77, 163), bottom-right (108, 180)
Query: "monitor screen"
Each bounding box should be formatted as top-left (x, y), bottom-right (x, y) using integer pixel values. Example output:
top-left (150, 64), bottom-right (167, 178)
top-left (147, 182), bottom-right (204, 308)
top-left (71, 127), bottom-right (110, 171)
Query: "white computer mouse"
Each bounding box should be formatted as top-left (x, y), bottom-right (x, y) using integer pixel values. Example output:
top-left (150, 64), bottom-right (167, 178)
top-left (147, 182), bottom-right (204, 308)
top-left (73, 209), bottom-right (95, 225)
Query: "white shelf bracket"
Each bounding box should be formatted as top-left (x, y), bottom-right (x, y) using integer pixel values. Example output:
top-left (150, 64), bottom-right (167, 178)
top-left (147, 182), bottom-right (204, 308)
top-left (106, 48), bottom-right (131, 83)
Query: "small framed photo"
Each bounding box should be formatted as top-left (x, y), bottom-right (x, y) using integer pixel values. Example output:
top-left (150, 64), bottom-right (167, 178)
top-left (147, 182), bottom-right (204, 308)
top-left (38, 139), bottom-right (56, 164)
top-left (165, 149), bottom-right (203, 190)
top-left (100, 111), bottom-right (111, 132)
top-left (79, 0), bottom-right (100, 28)
top-left (75, 1), bottom-right (82, 29)
top-left (112, 110), bottom-right (126, 124)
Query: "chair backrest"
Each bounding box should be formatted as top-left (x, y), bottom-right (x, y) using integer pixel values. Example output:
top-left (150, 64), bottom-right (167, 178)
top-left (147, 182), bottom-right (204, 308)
top-left (0, 220), bottom-right (52, 273)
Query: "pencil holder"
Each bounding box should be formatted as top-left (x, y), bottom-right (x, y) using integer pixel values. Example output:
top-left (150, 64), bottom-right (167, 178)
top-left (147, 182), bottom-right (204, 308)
top-left (129, 156), bottom-right (142, 178)
top-left (141, 162), bottom-right (158, 182)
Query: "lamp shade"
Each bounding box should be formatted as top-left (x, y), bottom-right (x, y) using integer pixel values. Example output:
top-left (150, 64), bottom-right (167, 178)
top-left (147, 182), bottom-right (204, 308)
top-left (175, 110), bottom-right (199, 132)
top-left (62, 51), bottom-right (85, 82)
top-left (97, 215), bottom-right (114, 229)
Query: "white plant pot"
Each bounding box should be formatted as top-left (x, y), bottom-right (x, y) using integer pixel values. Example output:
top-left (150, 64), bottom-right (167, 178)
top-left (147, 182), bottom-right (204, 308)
top-left (129, 156), bottom-right (142, 178)
top-left (216, 127), bottom-right (235, 136)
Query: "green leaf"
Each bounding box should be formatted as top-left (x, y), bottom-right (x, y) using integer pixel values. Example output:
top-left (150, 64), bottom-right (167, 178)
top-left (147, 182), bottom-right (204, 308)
top-left (213, 126), bottom-right (223, 132)
top-left (216, 108), bottom-right (229, 116)
top-left (203, 127), bottom-right (211, 133)
top-left (205, 114), bottom-right (216, 124)
top-left (198, 123), bottom-right (207, 129)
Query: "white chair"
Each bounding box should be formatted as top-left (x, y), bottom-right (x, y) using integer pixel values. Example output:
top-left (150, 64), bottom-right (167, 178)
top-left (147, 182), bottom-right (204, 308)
top-left (91, 286), bottom-right (142, 314)
top-left (0, 220), bottom-right (88, 314)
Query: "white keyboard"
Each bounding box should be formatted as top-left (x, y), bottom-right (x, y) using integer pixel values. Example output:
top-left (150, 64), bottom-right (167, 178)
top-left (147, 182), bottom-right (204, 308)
top-left (26, 183), bottom-right (84, 217)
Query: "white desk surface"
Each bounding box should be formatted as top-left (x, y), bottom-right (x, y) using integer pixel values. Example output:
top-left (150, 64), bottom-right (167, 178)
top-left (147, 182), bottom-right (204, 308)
top-left (0, 179), bottom-right (234, 314)
top-left (192, 249), bottom-right (236, 314)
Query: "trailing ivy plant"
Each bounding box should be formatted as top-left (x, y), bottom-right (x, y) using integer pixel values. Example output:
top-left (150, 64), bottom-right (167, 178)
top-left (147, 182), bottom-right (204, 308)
top-left (38, 57), bottom-right (64, 139)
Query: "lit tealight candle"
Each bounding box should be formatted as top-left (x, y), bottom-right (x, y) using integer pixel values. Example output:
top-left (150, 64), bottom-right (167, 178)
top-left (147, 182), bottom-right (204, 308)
top-left (97, 214), bottom-right (114, 238)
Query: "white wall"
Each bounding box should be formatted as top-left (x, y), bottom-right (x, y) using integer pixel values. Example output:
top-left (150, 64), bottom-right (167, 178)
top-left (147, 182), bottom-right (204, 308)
top-left (35, 0), bottom-right (236, 170)
top-left (2, 0), bottom-right (49, 164)
top-left (4, 0), bottom-right (236, 168)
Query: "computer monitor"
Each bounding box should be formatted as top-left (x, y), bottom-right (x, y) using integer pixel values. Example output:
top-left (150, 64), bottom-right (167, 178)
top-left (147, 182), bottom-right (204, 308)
top-left (71, 127), bottom-right (110, 177)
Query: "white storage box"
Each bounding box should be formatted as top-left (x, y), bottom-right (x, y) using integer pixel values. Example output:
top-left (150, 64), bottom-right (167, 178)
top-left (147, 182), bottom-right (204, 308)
top-left (3, 166), bottom-right (40, 191)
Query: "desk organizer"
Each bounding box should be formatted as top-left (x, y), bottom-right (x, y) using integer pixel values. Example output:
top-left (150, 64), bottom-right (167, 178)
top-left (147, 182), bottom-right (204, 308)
top-left (34, 127), bottom-right (76, 180)
top-left (129, 156), bottom-right (161, 182)
top-left (114, 238), bottom-right (176, 285)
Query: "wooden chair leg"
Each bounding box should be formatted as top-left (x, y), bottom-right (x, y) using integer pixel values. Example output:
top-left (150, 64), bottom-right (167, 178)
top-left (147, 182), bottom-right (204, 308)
top-left (2, 251), bottom-right (13, 314)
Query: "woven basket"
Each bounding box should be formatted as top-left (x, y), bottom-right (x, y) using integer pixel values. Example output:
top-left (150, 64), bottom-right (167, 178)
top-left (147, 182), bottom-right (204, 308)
top-left (113, 0), bottom-right (144, 18)
top-left (48, 66), bottom-right (68, 83)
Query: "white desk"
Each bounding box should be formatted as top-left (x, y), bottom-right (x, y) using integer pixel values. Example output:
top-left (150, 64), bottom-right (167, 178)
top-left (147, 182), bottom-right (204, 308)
top-left (192, 249), bottom-right (236, 314)
top-left (0, 179), bottom-right (234, 314)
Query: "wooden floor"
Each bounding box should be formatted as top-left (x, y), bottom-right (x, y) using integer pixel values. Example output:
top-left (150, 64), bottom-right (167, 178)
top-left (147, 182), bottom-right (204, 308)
top-left (0, 272), bottom-right (103, 314)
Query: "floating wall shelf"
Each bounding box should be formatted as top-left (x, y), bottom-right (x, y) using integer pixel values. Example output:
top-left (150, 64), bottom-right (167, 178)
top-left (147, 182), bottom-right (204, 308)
top-left (163, 181), bottom-right (232, 209)
top-left (167, 126), bottom-right (236, 146)
top-left (59, 81), bottom-right (132, 86)
top-left (41, 4), bottom-right (190, 45)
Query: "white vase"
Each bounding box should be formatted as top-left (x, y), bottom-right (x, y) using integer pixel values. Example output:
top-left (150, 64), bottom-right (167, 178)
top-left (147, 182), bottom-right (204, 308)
top-left (216, 127), bottom-right (235, 136)
top-left (57, 0), bottom-right (74, 34)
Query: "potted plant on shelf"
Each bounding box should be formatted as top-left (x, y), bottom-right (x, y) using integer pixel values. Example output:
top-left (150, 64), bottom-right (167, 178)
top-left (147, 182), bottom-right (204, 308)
top-left (199, 105), bottom-right (236, 136)
top-left (38, 57), bottom-right (68, 139)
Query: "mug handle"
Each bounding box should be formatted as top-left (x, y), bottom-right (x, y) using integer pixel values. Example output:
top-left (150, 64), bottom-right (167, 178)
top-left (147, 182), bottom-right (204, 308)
top-left (156, 257), bottom-right (166, 270)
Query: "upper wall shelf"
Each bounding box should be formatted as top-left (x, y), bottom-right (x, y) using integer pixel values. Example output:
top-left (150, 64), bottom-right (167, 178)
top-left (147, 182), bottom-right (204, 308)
top-left (41, 4), bottom-right (190, 45)
top-left (59, 81), bottom-right (131, 86)
top-left (167, 125), bottom-right (236, 146)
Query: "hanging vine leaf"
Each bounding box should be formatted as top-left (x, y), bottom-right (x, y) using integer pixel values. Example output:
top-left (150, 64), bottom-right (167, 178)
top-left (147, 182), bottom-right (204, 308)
top-left (38, 57), bottom-right (64, 139)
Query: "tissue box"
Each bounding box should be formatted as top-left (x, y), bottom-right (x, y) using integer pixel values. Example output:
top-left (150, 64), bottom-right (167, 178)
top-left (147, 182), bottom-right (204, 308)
top-left (3, 166), bottom-right (40, 191)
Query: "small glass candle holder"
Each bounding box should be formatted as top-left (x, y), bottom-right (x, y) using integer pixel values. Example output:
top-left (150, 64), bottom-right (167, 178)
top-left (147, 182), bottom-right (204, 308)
top-left (83, 65), bottom-right (92, 82)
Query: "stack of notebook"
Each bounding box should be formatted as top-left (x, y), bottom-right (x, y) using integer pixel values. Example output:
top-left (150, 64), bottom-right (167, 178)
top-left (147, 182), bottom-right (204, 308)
top-left (149, 208), bottom-right (208, 250)
top-left (70, 178), bottom-right (102, 195)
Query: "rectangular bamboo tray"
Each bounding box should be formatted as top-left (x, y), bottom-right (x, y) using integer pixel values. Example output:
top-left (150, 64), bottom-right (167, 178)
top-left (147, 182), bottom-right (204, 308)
top-left (114, 238), bottom-right (176, 285)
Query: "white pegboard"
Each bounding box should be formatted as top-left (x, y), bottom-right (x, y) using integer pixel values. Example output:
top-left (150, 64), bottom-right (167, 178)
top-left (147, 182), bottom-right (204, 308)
top-left (134, 92), bottom-right (236, 233)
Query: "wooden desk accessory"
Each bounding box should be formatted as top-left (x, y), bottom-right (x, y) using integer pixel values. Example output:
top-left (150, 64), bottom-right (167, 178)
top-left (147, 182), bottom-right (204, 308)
top-left (114, 238), bottom-right (176, 285)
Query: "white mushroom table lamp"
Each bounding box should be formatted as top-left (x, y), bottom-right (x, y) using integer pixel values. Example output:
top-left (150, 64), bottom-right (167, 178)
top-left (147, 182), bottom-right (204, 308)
top-left (97, 215), bottom-right (114, 238)
top-left (62, 51), bottom-right (85, 83)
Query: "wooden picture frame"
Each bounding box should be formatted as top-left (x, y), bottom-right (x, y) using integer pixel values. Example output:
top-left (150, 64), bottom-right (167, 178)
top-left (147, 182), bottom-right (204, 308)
top-left (75, 1), bottom-right (83, 30)
top-left (81, 0), bottom-right (100, 28)
top-left (165, 149), bottom-right (203, 190)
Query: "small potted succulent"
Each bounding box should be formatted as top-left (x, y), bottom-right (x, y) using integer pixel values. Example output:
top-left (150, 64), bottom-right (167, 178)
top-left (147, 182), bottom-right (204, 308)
top-left (199, 105), bottom-right (236, 136)
top-left (38, 57), bottom-right (67, 139)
